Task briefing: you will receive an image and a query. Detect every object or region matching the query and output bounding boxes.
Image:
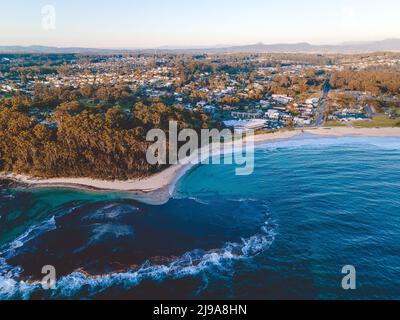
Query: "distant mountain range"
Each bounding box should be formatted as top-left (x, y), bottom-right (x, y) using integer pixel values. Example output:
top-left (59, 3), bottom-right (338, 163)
top-left (1, 39), bottom-right (400, 54)
top-left (201, 39), bottom-right (400, 53)
top-left (0, 45), bottom-right (122, 54)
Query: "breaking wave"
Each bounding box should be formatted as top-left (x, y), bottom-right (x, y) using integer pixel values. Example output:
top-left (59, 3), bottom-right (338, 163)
top-left (0, 193), bottom-right (277, 300)
top-left (0, 216), bottom-right (57, 260)
top-left (0, 219), bottom-right (276, 300)
top-left (259, 134), bottom-right (400, 151)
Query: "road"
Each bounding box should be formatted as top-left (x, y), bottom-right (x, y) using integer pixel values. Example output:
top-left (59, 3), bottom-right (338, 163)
top-left (364, 104), bottom-right (375, 118)
top-left (314, 79), bottom-right (331, 127)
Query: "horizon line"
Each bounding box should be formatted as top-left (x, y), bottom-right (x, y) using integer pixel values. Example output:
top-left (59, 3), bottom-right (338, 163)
top-left (1, 37), bottom-right (399, 51)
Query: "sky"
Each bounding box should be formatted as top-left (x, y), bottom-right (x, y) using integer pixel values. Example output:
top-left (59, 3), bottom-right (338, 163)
top-left (1, 0), bottom-right (400, 48)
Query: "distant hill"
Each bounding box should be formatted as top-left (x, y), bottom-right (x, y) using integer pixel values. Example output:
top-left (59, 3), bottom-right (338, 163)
top-left (1, 39), bottom-right (400, 54)
top-left (196, 39), bottom-right (400, 53)
top-left (335, 38), bottom-right (400, 52)
top-left (0, 46), bottom-right (123, 54)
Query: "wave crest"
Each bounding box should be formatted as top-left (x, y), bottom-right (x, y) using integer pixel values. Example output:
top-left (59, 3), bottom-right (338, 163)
top-left (0, 216), bottom-right (276, 300)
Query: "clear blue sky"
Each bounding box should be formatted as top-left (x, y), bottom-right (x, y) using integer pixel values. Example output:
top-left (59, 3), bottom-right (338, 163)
top-left (1, 0), bottom-right (400, 48)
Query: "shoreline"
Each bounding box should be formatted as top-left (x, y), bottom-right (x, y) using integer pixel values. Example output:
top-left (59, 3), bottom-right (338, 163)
top-left (1, 127), bottom-right (399, 205)
top-left (304, 126), bottom-right (400, 137)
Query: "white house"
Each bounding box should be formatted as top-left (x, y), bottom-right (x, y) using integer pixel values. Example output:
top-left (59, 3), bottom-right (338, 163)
top-left (272, 94), bottom-right (293, 105)
top-left (266, 109), bottom-right (281, 120)
top-left (305, 98), bottom-right (320, 106)
top-left (223, 119), bottom-right (266, 131)
top-left (294, 117), bottom-right (312, 126)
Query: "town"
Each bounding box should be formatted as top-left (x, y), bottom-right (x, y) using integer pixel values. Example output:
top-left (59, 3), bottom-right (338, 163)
top-left (1, 52), bottom-right (400, 133)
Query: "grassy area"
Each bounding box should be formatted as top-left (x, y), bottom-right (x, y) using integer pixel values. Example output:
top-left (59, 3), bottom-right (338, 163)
top-left (0, 93), bottom-right (13, 100)
top-left (79, 99), bottom-right (131, 111)
top-left (352, 115), bottom-right (400, 128)
top-left (324, 120), bottom-right (348, 128)
top-left (79, 98), bottom-right (99, 108)
top-left (118, 103), bottom-right (132, 111)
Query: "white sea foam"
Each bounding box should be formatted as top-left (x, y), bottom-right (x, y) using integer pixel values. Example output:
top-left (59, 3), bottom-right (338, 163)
top-left (187, 197), bottom-right (210, 205)
top-left (259, 135), bottom-right (400, 151)
top-left (0, 215), bottom-right (60, 299)
top-left (83, 203), bottom-right (139, 221)
top-left (227, 198), bottom-right (259, 203)
top-left (0, 216), bottom-right (57, 259)
top-left (0, 212), bottom-right (277, 299)
top-left (72, 223), bottom-right (135, 254)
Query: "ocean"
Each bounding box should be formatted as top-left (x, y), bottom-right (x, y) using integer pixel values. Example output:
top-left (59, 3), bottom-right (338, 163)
top-left (1, 133), bottom-right (400, 300)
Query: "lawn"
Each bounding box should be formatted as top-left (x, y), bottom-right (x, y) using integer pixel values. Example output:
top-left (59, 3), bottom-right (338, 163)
top-left (0, 93), bottom-right (13, 100)
top-left (352, 115), bottom-right (400, 128)
top-left (324, 120), bottom-right (348, 128)
top-left (79, 99), bottom-right (132, 111)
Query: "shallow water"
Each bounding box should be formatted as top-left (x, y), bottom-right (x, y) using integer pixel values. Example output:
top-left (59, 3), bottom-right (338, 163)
top-left (1, 134), bottom-right (400, 300)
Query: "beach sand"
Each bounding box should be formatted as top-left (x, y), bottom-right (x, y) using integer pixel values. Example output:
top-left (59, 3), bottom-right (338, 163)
top-left (1, 127), bottom-right (399, 205)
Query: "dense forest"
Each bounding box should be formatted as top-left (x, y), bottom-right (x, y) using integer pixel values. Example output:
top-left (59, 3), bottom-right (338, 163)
top-left (330, 70), bottom-right (400, 95)
top-left (0, 90), bottom-right (216, 180)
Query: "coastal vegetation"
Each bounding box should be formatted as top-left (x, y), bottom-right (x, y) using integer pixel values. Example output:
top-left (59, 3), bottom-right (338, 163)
top-left (0, 91), bottom-right (217, 180)
top-left (1, 52), bottom-right (399, 180)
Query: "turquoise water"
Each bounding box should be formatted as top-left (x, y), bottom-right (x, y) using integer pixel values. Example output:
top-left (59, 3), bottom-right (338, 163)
top-left (1, 134), bottom-right (400, 299)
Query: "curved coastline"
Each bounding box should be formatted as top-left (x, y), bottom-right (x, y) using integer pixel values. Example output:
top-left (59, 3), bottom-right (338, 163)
top-left (1, 127), bottom-right (399, 205)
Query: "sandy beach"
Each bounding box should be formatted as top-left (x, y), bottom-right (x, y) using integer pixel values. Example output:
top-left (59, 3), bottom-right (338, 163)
top-left (1, 127), bottom-right (399, 205)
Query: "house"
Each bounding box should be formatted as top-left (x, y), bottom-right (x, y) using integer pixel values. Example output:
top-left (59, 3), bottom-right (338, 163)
top-left (280, 113), bottom-right (294, 121)
top-left (272, 94), bottom-right (293, 105)
top-left (220, 105), bottom-right (235, 111)
top-left (231, 111), bottom-right (263, 119)
top-left (196, 101), bottom-right (207, 108)
top-left (336, 113), bottom-right (369, 121)
top-left (266, 109), bottom-right (280, 120)
top-left (305, 98), bottom-right (320, 106)
top-left (223, 119), bottom-right (266, 131)
top-left (203, 105), bottom-right (217, 113)
top-left (294, 117), bottom-right (312, 126)
top-left (260, 100), bottom-right (272, 108)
